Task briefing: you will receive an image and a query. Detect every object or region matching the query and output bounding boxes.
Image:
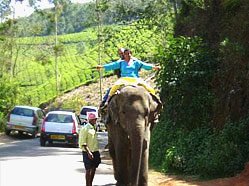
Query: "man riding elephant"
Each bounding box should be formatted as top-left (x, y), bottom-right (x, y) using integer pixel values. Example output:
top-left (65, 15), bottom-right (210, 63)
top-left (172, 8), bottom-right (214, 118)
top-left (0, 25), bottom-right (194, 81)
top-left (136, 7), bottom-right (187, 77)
top-left (96, 48), bottom-right (160, 106)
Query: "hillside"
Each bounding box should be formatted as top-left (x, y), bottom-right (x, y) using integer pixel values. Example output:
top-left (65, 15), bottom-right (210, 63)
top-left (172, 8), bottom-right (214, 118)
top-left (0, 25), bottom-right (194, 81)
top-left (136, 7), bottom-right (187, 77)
top-left (46, 74), bottom-right (117, 112)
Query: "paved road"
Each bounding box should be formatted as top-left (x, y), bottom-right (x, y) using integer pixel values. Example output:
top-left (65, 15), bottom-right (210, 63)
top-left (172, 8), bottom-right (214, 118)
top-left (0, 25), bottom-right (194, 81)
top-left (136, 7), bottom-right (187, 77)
top-left (0, 132), bottom-right (116, 186)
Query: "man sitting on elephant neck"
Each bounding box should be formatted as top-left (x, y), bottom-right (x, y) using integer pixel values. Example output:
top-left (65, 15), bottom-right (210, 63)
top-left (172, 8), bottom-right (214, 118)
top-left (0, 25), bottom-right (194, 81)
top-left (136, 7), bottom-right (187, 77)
top-left (97, 48), bottom-right (161, 107)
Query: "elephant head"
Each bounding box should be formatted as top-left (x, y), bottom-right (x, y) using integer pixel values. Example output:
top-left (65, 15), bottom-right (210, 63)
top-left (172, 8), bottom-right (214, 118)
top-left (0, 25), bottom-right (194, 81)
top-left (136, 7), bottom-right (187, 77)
top-left (107, 85), bottom-right (162, 186)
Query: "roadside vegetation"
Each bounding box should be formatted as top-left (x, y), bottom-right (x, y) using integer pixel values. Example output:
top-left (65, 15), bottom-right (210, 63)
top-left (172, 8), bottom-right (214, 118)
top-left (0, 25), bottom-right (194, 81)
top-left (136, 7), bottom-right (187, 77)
top-left (1, 0), bottom-right (249, 181)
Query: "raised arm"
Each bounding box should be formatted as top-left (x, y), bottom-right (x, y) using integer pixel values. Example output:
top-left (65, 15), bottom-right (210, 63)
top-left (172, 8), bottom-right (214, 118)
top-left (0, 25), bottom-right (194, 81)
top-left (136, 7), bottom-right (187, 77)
top-left (96, 61), bottom-right (121, 71)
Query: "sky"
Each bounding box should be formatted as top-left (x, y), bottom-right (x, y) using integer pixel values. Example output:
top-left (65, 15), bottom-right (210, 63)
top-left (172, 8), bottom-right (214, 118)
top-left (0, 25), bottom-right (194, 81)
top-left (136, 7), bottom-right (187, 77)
top-left (9, 0), bottom-right (94, 18)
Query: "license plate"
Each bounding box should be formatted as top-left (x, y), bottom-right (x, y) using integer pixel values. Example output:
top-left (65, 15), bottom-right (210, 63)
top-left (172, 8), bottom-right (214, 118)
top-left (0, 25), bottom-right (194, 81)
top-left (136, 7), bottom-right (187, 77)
top-left (50, 135), bottom-right (65, 140)
top-left (14, 125), bottom-right (25, 129)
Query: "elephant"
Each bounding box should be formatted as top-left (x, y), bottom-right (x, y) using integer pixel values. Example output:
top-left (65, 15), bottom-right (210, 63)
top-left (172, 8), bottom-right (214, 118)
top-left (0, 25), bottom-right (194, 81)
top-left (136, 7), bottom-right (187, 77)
top-left (105, 85), bottom-right (162, 186)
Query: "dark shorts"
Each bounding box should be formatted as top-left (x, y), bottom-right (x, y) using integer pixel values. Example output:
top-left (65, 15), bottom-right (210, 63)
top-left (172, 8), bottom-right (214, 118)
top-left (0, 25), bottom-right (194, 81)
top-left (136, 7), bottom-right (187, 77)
top-left (82, 151), bottom-right (101, 170)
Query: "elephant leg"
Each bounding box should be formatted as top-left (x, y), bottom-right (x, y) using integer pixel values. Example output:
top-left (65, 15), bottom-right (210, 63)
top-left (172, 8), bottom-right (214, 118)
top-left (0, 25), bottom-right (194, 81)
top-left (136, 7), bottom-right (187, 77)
top-left (139, 132), bottom-right (150, 186)
top-left (108, 127), bottom-right (118, 181)
top-left (108, 125), bottom-right (130, 185)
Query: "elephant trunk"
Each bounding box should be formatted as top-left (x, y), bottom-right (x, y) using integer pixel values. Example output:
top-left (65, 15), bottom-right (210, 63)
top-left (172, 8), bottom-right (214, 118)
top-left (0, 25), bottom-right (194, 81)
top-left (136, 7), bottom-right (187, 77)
top-left (129, 124), bottom-right (145, 185)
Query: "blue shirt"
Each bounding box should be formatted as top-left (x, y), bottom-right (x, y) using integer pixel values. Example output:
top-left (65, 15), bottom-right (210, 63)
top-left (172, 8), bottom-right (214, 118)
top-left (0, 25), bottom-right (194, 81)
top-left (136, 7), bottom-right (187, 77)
top-left (103, 59), bottom-right (153, 78)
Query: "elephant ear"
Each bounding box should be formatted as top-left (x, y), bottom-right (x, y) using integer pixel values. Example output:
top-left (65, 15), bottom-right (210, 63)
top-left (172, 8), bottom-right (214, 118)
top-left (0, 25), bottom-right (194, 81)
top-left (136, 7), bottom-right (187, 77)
top-left (149, 94), bottom-right (162, 130)
top-left (108, 95), bottom-right (120, 125)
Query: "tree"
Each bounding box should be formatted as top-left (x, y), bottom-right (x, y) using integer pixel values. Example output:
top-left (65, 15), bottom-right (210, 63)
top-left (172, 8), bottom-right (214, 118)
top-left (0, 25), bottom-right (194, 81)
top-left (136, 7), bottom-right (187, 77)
top-left (0, 0), bottom-right (11, 22)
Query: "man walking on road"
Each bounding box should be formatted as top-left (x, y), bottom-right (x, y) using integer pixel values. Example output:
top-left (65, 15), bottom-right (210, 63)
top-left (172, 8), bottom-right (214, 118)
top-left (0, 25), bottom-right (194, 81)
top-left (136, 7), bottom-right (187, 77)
top-left (79, 112), bottom-right (101, 186)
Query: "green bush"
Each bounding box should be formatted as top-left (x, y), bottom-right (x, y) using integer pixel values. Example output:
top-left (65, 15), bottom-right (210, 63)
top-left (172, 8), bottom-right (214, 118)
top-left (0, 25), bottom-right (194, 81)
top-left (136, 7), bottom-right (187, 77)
top-left (0, 112), bottom-right (5, 132)
top-left (156, 36), bottom-right (217, 130)
top-left (191, 119), bottom-right (249, 178)
top-left (149, 36), bottom-right (249, 178)
top-left (0, 77), bottom-right (19, 132)
top-left (150, 117), bottom-right (249, 179)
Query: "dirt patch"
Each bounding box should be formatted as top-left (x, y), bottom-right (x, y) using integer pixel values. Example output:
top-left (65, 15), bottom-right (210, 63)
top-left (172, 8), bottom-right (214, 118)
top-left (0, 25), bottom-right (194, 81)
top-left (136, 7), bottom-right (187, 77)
top-left (0, 133), bottom-right (14, 145)
top-left (0, 132), bottom-right (34, 146)
top-left (157, 163), bottom-right (249, 186)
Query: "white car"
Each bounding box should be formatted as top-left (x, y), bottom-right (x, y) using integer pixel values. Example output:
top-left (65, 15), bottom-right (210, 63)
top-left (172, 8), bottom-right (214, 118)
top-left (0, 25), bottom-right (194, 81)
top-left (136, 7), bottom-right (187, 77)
top-left (40, 110), bottom-right (81, 147)
top-left (5, 105), bottom-right (45, 137)
top-left (79, 106), bottom-right (106, 131)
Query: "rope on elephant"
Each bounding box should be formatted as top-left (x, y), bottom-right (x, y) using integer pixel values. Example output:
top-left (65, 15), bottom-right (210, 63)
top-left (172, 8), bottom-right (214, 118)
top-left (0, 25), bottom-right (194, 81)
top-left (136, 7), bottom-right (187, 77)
top-left (144, 72), bottom-right (161, 94)
top-left (144, 72), bottom-right (156, 82)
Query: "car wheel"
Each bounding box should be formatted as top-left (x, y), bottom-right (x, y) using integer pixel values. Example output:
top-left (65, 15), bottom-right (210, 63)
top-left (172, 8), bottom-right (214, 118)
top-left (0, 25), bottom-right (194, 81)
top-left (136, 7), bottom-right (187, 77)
top-left (31, 131), bottom-right (37, 138)
top-left (5, 129), bottom-right (11, 136)
top-left (32, 127), bottom-right (39, 138)
top-left (48, 140), bottom-right (53, 145)
top-left (72, 143), bottom-right (79, 148)
top-left (40, 138), bottom-right (46, 146)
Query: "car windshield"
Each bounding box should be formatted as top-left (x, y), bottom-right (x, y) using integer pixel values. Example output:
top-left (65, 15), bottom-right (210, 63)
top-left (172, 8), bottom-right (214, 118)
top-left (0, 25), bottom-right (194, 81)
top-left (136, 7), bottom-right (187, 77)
top-left (45, 114), bottom-right (73, 123)
top-left (80, 108), bottom-right (97, 115)
top-left (12, 107), bottom-right (34, 117)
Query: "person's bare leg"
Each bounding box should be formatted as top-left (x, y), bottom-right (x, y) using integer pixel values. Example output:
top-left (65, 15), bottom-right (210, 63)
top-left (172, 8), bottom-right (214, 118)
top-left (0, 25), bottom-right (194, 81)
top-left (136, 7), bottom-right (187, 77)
top-left (85, 169), bottom-right (91, 186)
top-left (90, 168), bottom-right (96, 185)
